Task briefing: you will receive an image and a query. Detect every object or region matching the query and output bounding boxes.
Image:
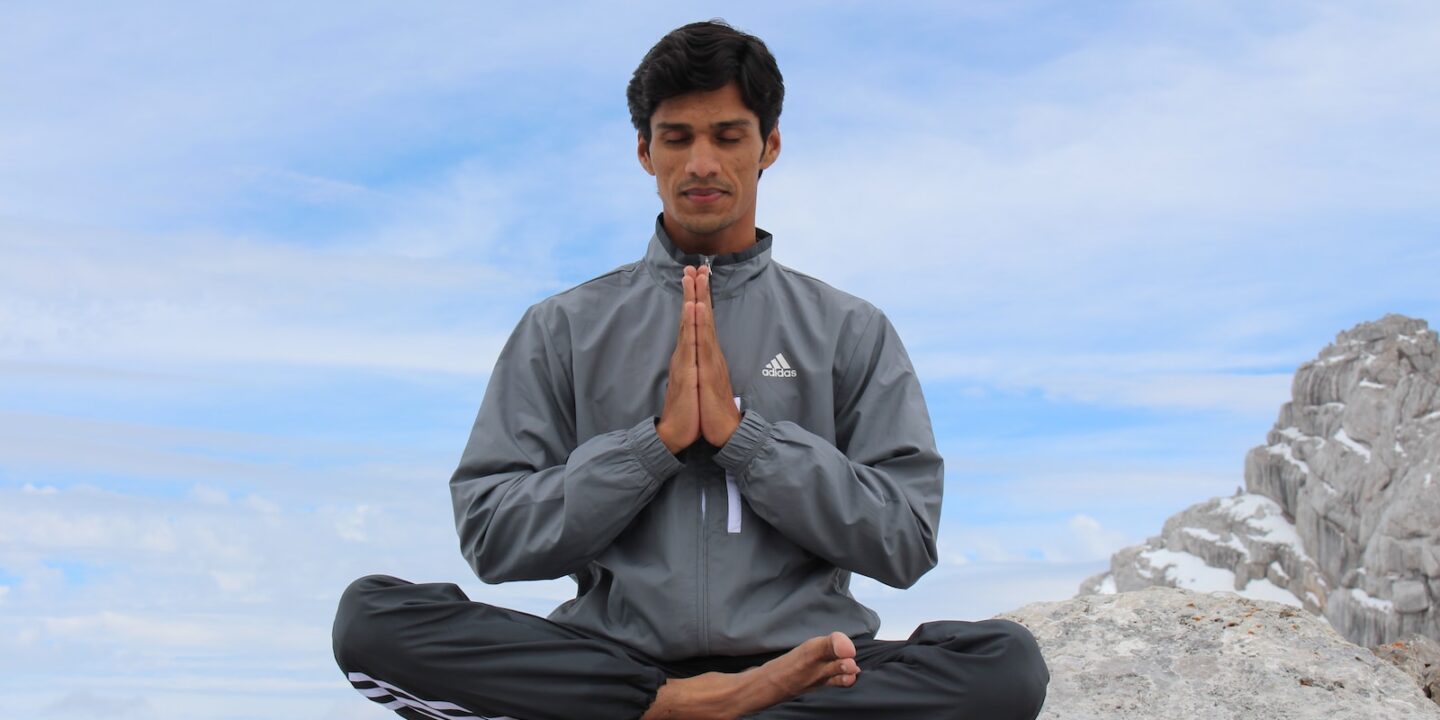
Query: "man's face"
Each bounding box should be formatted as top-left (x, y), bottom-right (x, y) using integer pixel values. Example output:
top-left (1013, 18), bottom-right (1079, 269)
top-left (638, 82), bottom-right (780, 249)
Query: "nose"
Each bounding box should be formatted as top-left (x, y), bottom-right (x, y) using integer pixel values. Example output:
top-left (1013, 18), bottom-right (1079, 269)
top-left (684, 137), bottom-right (722, 179)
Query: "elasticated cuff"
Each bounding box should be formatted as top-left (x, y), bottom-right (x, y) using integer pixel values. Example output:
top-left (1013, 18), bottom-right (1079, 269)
top-left (625, 416), bottom-right (684, 482)
top-left (714, 409), bottom-right (772, 476)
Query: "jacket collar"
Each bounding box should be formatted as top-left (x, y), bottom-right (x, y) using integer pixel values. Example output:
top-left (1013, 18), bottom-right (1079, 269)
top-left (643, 214), bottom-right (773, 299)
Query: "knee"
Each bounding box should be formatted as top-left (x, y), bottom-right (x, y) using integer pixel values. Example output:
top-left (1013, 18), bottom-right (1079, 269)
top-left (332, 574), bottom-right (406, 668)
top-left (982, 619), bottom-right (1050, 720)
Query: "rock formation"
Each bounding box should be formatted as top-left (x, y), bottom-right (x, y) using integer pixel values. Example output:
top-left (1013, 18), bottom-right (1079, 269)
top-left (1080, 314), bottom-right (1440, 649)
top-left (1003, 587), bottom-right (1440, 719)
top-left (1373, 634), bottom-right (1440, 704)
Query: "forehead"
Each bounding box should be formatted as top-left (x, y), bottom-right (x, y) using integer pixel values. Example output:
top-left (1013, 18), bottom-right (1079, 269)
top-left (650, 82), bottom-right (758, 130)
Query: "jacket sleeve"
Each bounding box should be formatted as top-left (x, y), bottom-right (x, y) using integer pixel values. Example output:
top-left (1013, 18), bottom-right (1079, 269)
top-left (713, 308), bottom-right (943, 589)
top-left (450, 305), bottom-right (684, 583)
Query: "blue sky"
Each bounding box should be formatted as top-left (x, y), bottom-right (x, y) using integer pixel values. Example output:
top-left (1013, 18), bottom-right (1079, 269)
top-left (3, 1), bottom-right (1439, 717)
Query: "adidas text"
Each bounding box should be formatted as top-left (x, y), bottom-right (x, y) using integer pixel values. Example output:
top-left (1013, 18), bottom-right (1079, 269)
top-left (762, 353), bottom-right (797, 378)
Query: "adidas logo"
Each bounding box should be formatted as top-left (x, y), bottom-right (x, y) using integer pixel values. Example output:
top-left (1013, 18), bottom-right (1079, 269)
top-left (761, 352), bottom-right (797, 378)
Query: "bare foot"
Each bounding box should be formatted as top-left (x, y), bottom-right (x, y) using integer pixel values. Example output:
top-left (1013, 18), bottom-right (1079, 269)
top-left (640, 632), bottom-right (859, 720)
top-left (750, 631), bottom-right (860, 697)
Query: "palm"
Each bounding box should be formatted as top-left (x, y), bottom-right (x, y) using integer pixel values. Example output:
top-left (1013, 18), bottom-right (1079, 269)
top-left (657, 265), bottom-right (739, 454)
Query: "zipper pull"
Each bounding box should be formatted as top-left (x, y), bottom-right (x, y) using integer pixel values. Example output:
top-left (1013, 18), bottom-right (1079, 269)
top-left (702, 255), bottom-right (714, 269)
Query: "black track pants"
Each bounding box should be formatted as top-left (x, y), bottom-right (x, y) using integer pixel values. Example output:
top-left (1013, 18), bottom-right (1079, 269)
top-left (332, 574), bottom-right (1049, 720)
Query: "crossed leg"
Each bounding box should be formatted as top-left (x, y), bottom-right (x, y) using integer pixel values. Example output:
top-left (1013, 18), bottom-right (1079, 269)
top-left (333, 575), bottom-right (1047, 720)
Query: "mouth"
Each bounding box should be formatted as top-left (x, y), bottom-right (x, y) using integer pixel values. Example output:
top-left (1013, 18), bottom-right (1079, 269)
top-left (681, 187), bottom-right (727, 205)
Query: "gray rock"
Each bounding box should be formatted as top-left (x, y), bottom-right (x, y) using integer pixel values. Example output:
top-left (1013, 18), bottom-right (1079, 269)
top-left (1002, 587), bottom-right (1440, 719)
top-left (1371, 634), bottom-right (1440, 705)
top-left (1084, 315), bottom-right (1440, 649)
top-left (1397, 580), bottom-right (1434, 614)
top-left (1089, 491), bottom-right (1331, 612)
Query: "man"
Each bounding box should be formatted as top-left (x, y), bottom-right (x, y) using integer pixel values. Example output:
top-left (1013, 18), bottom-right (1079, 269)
top-left (333, 20), bottom-right (1049, 720)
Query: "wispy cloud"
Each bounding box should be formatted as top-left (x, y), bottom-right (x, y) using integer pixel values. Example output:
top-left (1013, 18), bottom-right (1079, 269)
top-left (855, 559), bottom-right (1109, 639)
top-left (762, 0), bottom-right (1439, 413)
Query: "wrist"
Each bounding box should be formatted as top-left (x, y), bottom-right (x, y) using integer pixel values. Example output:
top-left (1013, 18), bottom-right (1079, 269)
top-left (656, 417), bottom-right (686, 455)
top-left (712, 409), bottom-right (741, 448)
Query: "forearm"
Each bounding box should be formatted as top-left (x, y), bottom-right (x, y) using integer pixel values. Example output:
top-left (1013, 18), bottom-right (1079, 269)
top-left (452, 416), bottom-right (682, 582)
top-left (714, 410), bottom-right (943, 588)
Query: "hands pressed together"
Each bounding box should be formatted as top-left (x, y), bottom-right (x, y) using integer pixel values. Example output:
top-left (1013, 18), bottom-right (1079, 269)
top-left (656, 265), bottom-right (742, 455)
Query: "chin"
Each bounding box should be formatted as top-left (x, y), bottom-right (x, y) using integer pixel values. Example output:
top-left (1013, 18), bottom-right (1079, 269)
top-left (672, 210), bottom-right (736, 238)
top-left (682, 219), bottom-right (732, 237)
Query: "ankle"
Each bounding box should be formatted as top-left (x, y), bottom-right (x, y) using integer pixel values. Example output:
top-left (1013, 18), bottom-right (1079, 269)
top-left (643, 672), bottom-right (748, 720)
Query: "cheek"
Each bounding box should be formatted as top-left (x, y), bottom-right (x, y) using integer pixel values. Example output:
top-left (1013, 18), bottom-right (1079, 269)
top-left (654, 159), bottom-right (683, 184)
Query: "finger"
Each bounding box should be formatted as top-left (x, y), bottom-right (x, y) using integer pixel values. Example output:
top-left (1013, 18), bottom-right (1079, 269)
top-left (695, 297), bottom-right (716, 363)
top-left (696, 265), bottom-right (712, 310)
top-left (679, 301), bottom-right (697, 363)
top-left (697, 300), bottom-right (733, 380)
top-left (677, 274), bottom-right (696, 339)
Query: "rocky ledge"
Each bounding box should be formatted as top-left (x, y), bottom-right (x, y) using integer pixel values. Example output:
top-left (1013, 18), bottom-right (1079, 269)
top-left (1002, 587), bottom-right (1440, 719)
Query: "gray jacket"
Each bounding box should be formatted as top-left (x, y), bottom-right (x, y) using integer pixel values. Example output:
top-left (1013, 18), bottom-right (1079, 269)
top-left (450, 218), bottom-right (944, 661)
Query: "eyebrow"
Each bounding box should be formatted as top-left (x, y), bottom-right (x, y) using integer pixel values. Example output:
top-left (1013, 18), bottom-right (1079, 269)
top-left (655, 119), bottom-right (753, 132)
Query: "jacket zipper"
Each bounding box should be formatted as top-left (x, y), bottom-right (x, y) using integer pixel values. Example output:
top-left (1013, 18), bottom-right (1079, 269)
top-left (697, 472), bottom-right (709, 655)
top-left (697, 253), bottom-right (715, 655)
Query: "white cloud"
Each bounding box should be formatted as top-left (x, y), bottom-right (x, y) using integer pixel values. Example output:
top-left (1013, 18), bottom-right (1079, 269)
top-left (244, 494), bottom-right (281, 516)
top-left (189, 485), bottom-right (230, 505)
top-left (761, 0), bottom-right (1440, 414)
top-left (321, 696), bottom-right (398, 720)
top-left (939, 527), bottom-right (1030, 564)
top-left (0, 504), bottom-right (180, 553)
top-left (916, 349), bottom-right (1296, 415)
top-left (329, 504), bottom-right (377, 542)
top-left (12, 678), bottom-right (357, 720)
top-left (0, 3), bottom-right (654, 226)
top-left (856, 560), bottom-right (1110, 638)
top-left (208, 570), bottom-right (256, 594)
top-left (1048, 373), bottom-right (1291, 415)
top-left (938, 514), bottom-right (1136, 567)
top-left (1066, 513), bottom-right (1131, 562)
top-left (953, 468), bottom-right (1240, 516)
top-left (42, 612), bottom-right (227, 648)
top-left (0, 477), bottom-right (465, 651)
top-left (39, 689), bottom-right (154, 718)
top-left (0, 410), bottom-right (451, 499)
top-left (0, 218), bottom-right (523, 377)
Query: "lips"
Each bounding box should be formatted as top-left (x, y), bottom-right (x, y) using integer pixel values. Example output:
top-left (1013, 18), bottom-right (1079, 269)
top-left (682, 187), bottom-right (727, 205)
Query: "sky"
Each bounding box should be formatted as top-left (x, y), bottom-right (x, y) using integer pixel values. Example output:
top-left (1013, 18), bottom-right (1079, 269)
top-left (2, 1), bottom-right (1438, 717)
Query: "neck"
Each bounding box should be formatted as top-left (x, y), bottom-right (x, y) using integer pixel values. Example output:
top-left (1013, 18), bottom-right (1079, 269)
top-left (662, 214), bottom-right (757, 256)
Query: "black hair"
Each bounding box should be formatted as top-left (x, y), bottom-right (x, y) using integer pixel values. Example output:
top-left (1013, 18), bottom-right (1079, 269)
top-left (627, 20), bottom-right (784, 145)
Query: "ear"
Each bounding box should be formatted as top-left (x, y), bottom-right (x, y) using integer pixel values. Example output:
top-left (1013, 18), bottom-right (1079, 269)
top-left (637, 131), bottom-right (656, 176)
top-left (759, 124), bottom-right (781, 170)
